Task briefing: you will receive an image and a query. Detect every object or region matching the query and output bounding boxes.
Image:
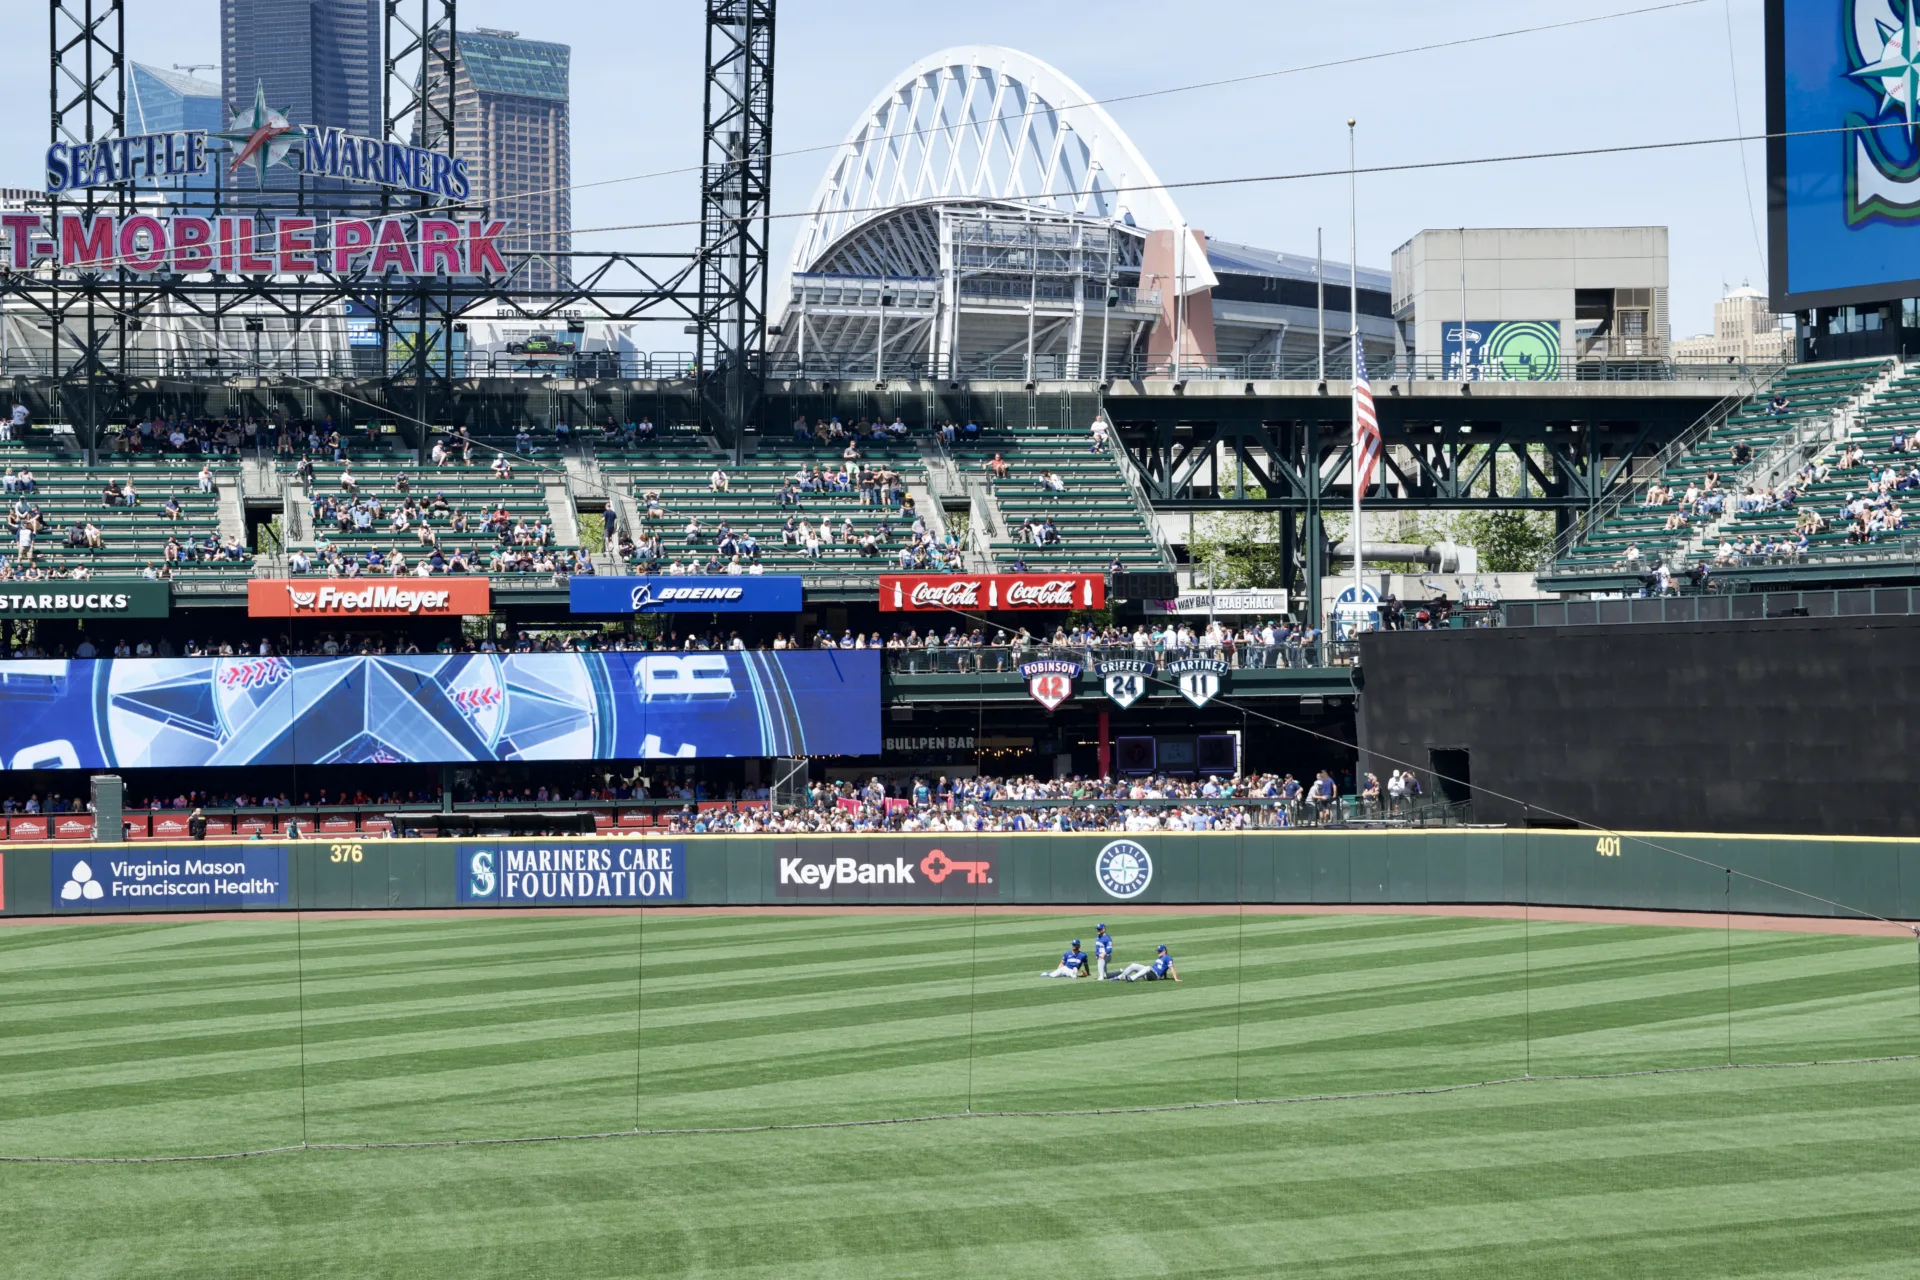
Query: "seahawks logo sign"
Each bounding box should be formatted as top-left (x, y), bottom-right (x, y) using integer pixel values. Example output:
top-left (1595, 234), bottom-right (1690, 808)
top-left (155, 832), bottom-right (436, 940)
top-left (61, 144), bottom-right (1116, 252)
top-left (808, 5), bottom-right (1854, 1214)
top-left (1166, 657), bottom-right (1228, 709)
top-left (1097, 658), bottom-right (1154, 709)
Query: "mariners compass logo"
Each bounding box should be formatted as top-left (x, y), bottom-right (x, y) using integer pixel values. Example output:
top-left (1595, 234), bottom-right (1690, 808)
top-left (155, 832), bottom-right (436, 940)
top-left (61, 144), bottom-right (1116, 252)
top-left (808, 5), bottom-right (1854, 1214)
top-left (214, 82), bottom-right (303, 186)
top-left (1846, 1), bottom-right (1920, 223)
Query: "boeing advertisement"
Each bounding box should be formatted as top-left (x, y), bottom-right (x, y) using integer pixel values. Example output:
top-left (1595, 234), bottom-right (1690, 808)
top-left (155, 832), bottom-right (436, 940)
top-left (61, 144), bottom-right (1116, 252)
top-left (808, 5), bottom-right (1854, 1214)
top-left (1768, 0), bottom-right (1920, 307)
top-left (569, 575), bottom-right (804, 614)
top-left (0, 652), bottom-right (878, 769)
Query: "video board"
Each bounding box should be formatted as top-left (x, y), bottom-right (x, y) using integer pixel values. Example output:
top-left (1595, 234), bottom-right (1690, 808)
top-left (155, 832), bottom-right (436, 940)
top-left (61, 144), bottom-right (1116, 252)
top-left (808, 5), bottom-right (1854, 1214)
top-left (0, 652), bottom-right (879, 769)
top-left (1768, 0), bottom-right (1920, 308)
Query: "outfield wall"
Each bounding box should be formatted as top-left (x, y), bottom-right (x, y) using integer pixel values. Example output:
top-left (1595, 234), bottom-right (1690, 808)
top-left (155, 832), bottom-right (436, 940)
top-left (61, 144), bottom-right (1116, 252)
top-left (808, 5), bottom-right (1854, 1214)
top-left (3, 831), bottom-right (1916, 921)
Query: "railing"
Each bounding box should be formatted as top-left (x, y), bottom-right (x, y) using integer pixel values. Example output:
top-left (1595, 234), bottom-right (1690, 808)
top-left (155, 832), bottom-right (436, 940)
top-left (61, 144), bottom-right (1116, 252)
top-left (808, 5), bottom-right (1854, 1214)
top-left (1097, 405), bottom-right (1176, 569)
top-left (985, 794), bottom-right (1474, 829)
top-left (1499, 583), bottom-right (1920, 628)
top-left (1539, 359), bottom-right (1786, 571)
top-left (883, 640), bottom-right (1328, 674)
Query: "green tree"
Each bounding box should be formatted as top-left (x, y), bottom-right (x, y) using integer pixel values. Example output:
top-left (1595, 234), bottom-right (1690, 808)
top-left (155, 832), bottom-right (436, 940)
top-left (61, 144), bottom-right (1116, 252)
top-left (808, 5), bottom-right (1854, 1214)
top-left (1455, 508), bottom-right (1554, 572)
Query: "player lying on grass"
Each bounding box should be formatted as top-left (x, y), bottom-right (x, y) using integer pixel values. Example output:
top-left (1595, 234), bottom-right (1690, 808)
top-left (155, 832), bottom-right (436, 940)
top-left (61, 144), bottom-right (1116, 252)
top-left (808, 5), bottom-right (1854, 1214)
top-left (1042, 939), bottom-right (1091, 978)
top-left (1093, 922), bottom-right (1114, 980)
top-left (1113, 944), bottom-right (1179, 982)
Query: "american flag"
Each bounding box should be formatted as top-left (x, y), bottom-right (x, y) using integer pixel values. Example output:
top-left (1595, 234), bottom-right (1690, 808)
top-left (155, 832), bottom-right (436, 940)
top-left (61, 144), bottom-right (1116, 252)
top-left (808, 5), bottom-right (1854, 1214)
top-left (1352, 347), bottom-right (1382, 495)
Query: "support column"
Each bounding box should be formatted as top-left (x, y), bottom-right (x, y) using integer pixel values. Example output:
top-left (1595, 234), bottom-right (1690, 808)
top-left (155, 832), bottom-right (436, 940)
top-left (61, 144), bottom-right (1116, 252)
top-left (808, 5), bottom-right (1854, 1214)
top-left (1097, 710), bottom-right (1111, 780)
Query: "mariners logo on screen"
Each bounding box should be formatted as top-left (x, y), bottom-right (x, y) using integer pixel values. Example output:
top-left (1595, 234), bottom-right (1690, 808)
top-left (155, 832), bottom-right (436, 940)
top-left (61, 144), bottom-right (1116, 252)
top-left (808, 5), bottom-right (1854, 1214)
top-left (1097, 658), bottom-right (1154, 709)
top-left (1167, 657), bottom-right (1228, 709)
top-left (1019, 659), bottom-right (1080, 710)
top-left (467, 850), bottom-right (498, 899)
top-left (1094, 839), bottom-right (1153, 899)
top-left (1846, 1), bottom-right (1920, 223)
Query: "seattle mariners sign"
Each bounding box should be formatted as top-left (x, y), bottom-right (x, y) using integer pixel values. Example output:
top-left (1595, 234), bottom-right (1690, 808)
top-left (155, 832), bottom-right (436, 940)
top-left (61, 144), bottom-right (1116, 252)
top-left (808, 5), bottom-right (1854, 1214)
top-left (1167, 657), bottom-right (1228, 709)
top-left (1019, 659), bottom-right (1080, 710)
top-left (458, 844), bottom-right (687, 904)
top-left (1094, 839), bottom-right (1153, 899)
top-left (1097, 659), bottom-right (1154, 709)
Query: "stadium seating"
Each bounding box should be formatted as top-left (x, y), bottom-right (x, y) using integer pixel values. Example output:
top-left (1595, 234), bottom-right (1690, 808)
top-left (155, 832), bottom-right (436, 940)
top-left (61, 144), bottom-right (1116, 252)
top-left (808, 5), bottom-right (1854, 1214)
top-left (955, 423), bottom-right (1166, 572)
top-left (0, 441), bottom-right (245, 582)
top-left (1544, 359), bottom-right (1891, 578)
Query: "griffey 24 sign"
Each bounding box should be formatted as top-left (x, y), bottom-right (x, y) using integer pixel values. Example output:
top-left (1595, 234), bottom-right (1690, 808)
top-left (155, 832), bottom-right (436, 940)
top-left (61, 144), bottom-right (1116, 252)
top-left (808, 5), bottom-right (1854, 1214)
top-left (879, 573), bottom-right (1104, 611)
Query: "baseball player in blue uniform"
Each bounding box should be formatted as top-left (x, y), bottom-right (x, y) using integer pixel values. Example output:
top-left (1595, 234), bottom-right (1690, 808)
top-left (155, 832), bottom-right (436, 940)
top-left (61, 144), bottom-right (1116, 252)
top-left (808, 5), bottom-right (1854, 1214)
top-left (1092, 922), bottom-right (1115, 980)
top-left (1042, 938), bottom-right (1091, 978)
top-left (1116, 944), bottom-right (1180, 983)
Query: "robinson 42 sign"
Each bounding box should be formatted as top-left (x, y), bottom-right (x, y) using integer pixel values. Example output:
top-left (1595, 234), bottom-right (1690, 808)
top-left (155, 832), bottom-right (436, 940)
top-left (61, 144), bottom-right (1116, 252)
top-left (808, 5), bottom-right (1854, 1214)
top-left (1019, 659), bottom-right (1081, 710)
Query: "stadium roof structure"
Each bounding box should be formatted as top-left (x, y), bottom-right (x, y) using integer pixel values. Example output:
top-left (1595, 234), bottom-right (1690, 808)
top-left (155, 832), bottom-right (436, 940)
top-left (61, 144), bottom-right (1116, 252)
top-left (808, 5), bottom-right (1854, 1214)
top-left (773, 46), bottom-right (1397, 382)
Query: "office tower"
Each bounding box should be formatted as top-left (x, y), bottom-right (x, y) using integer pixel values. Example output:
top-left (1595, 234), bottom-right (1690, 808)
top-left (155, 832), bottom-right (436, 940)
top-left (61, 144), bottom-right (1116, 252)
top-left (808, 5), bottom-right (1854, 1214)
top-left (221, 0), bottom-right (380, 200)
top-left (427, 28), bottom-right (572, 295)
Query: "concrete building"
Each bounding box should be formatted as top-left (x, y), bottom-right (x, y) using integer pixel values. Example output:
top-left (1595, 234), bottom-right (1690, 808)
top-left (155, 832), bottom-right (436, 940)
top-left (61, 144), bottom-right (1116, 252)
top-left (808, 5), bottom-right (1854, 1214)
top-left (1391, 228), bottom-right (1670, 379)
top-left (1674, 285), bottom-right (1793, 364)
top-left (426, 28), bottom-right (572, 296)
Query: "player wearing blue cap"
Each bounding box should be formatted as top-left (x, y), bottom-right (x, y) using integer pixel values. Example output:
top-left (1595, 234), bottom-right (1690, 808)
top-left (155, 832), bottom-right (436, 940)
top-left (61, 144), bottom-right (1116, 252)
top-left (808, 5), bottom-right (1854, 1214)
top-left (1092, 922), bottom-right (1115, 981)
top-left (1116, 944), bottom-right (1180, 983)
top-left (1041, 938), bottom-right (1091, 978)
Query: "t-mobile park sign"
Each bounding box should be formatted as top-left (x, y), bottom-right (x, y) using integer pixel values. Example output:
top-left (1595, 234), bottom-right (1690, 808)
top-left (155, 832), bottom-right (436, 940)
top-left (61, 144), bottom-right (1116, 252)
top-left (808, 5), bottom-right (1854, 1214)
top-left (0, 213), bottom-right (510, 281)
top-left (879, 574), bottom-right (1104, 612)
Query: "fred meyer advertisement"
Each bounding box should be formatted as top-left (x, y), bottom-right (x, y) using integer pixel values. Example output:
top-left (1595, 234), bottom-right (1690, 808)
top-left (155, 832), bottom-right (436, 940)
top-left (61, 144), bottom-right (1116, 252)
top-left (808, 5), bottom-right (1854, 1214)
top-left (51, 847), bottom-right (286, 909)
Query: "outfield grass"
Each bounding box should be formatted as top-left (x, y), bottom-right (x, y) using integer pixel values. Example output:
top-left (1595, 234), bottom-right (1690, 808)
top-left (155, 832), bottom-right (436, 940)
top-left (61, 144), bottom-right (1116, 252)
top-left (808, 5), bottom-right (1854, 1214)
top-left (1, 911), bottom-right (1916, 1276)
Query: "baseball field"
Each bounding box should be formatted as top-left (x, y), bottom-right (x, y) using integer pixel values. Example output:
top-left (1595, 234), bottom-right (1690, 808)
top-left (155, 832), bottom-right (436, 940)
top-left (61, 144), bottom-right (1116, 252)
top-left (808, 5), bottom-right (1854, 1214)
top-left (2, 908), bottom-right (1916, 1277)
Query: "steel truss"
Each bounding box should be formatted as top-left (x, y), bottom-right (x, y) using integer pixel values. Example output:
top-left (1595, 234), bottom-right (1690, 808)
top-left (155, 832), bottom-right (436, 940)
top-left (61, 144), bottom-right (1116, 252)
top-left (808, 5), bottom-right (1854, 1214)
top-left (19, 0), bottom-right (711, 459)
top-left (696, 0), bottom-right (775, 451)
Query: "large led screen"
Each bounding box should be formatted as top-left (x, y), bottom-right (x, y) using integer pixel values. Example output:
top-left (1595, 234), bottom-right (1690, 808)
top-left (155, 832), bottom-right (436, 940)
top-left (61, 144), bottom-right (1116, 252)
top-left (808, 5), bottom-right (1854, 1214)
top-left (1768, 0), bottom-right (1920, 307)
top-left (0, 652), bottom-right (879, 769)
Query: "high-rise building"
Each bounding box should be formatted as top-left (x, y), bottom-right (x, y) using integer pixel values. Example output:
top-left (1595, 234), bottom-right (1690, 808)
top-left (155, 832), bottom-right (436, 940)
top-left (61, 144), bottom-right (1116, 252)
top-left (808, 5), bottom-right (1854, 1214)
top-left (129, 64), bottom-right (224, 203)
top-left (426, 28), bottom-right (571, 295)
top-left (221, 0), bottom-right (380, 200)
top-left (1674, 285), bottom-right (1793, 364)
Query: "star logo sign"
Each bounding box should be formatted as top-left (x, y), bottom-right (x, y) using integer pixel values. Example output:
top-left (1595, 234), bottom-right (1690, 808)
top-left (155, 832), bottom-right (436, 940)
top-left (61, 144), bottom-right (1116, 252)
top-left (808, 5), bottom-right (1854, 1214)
top-left (1852, 2), bottom-right (1920, 143)
top-left (215, 81), bottom-right (302, 185)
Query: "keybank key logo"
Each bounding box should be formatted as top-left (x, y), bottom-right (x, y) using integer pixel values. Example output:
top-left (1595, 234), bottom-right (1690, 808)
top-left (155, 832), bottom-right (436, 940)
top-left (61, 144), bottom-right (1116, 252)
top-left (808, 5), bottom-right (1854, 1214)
top-left (1095, 840), bottom-right (1153, 899)
top-left (60, 859), bottom-right (104, 902)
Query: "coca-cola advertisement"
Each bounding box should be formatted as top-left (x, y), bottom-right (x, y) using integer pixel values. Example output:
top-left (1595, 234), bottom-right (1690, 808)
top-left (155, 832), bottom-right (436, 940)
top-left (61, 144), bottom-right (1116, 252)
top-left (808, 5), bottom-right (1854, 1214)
top-left (879, 574), bottom-right (1105, 612)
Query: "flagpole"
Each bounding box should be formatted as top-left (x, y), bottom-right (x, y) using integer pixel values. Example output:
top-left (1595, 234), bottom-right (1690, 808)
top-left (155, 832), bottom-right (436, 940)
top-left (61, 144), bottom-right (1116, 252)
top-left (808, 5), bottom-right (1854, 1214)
top-left (1348, 118), bottom-right (1362, 628)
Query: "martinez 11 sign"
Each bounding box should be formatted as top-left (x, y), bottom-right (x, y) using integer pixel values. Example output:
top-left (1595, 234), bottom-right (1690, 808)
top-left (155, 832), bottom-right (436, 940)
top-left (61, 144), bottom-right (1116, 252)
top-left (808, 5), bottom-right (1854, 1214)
top-left (248, 578), bottom-right (492, 618)
top-left (880, 573), bottom-right (1104, 612)
top-left (458, 843), bottom-right (686, 904)
top-left (0, 213), bottom-right (509, 282)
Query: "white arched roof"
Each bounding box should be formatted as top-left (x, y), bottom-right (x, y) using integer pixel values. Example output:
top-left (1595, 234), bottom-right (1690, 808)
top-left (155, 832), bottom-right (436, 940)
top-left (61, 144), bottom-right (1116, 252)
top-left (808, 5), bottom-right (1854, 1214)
top-left (788, 45), bottom-right (1186, 278)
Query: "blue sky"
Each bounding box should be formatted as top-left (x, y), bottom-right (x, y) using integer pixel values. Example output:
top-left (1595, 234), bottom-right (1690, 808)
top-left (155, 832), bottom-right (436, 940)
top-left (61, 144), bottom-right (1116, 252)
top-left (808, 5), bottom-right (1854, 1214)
top-left (0, 0), bottom-right (1770, 335)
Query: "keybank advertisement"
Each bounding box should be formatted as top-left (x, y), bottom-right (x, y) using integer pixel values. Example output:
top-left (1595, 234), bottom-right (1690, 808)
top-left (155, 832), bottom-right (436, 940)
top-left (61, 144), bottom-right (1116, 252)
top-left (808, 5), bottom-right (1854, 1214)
top-left (0, 652), bottom-right (879, 769)
top-left (51, 847), bottom-right (286, 909)
top-left (459, 844), bottom-right (686, 903)
top-left (1771, 0), bottom-right (1920, 304)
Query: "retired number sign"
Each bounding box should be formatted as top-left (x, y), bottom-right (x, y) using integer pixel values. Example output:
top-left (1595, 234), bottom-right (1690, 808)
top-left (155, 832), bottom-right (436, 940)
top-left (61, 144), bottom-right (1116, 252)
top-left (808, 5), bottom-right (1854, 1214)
top-left (1018, 659), bottom-right (1080, 710)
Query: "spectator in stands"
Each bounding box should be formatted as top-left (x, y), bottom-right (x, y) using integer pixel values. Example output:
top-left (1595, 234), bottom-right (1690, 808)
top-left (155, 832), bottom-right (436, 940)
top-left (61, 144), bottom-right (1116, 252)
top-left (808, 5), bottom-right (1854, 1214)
top-left (1090, 417), bottom-right (1110, 452)
top-left (491, 454), bottom-right (514, 480)
top-left (160, 495), bottom-right (183, 520)
top-left (17, 467), bottom-right (34, 496)
top-left (985, 453), bottom-right (1010, 487)
top-left (962, 419), bottom-right (981, 443)
top-left (197, 464), bottom-right (214, 495)
top-left (709, 467), bottom-right (731, 493)
top-left (1768, 391), bottom-right (1789, 416)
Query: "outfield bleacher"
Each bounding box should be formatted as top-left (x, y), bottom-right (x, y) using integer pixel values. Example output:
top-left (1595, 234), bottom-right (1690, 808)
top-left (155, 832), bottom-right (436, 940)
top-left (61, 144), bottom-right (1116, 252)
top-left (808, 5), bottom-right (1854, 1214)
top-left (954, 423), bottom-right (1165, 572)
top-left (1545, 359), bottom-right (1891, 578)
top-left (0, 442), bottom-right (246, 582)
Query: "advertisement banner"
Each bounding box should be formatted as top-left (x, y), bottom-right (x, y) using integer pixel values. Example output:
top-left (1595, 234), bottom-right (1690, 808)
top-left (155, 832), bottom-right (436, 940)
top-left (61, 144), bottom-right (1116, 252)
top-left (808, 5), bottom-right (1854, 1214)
top-left (879, 573), bottom-right (1104, 612)
top-left (1144, 589), bottom-right (1289, 617)
top-left (0, 582), bottom-right (170, 619)
top-left (569, 576), bottom-right (803, 614)
top-left (50, 846), bottom-right (287, 909)
top-left (0, 651), bottom-right (880, 768)
top-left (1440, 320), bottom-right (1562, 381)
top-left (248, 578), bottom-right (492, 618)
top-left (774, 843), bottom-right (998, 900)
top-left (457, 842), bottom-right (686, 903)
top-left (1769, 0), bottom-right (1920, 306)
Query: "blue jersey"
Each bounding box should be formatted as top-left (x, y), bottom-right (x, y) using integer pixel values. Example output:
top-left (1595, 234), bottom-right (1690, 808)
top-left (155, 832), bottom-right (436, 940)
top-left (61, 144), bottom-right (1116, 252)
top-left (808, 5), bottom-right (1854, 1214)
top-left (1095, 933), bottom-right (1113, 958)
top-left (1150, 953), bottom-right (1173, 977)
top-left (1061, 950), bottom-right (1088, 971)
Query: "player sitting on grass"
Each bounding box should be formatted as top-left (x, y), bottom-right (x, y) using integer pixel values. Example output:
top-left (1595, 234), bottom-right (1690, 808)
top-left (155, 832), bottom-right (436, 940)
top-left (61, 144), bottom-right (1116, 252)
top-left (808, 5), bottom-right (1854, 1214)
top-left (1093, 922), bottom-right (1114, 980)
top-left (1115, 944), bottom-right (1180, 983)
top-left (1042, 939), bottom-right (1090, 978)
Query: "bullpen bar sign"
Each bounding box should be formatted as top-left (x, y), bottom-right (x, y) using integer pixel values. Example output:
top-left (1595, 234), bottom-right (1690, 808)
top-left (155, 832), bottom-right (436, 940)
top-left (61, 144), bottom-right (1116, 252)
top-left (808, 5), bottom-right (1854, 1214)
top-left (52, 847), bottom-right (286, 909)
top-left (0, 581), bottom-right (169, 618)
top-left (248, 578), bottom-right (492, 618)
top-left (458, 843), bottom-right (686, 904)
top-left (570, 576), bottom-right (803, 614)
top-left (880, 573), bottom-right (1104, 612)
